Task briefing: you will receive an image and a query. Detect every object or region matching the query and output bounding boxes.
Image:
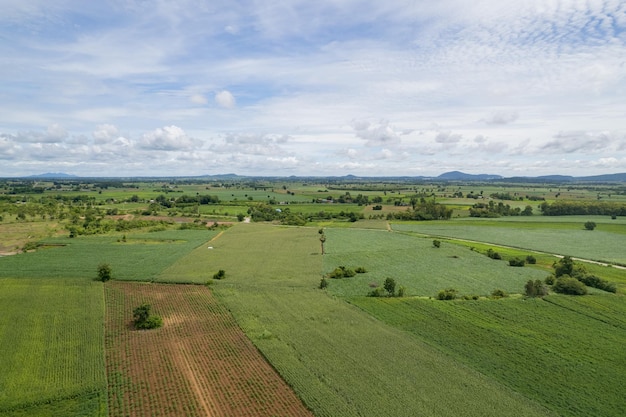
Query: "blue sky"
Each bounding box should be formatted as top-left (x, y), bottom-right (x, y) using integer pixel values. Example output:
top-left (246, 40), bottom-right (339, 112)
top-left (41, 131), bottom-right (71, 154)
top-left (1, 0), bottom-right (625, 177)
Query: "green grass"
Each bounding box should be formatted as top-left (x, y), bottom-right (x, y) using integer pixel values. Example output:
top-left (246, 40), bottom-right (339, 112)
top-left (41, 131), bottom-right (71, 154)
top-left (322, 228), bottom-right (547, 297)
top-left (0, 229), bottom-right (218, 281)
top-left (392, 217), bottom-right (626, 265)
top-left (0, 278), bottom-right (106, 417)
top-left (351, 294), bottom-right (626, 417)
top-left (190, 224), bottom-right (556, 417)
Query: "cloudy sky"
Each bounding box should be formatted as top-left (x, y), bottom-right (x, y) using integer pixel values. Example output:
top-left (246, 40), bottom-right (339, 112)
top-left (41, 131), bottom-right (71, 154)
top-left (1, 0), bottom-right (625, 177)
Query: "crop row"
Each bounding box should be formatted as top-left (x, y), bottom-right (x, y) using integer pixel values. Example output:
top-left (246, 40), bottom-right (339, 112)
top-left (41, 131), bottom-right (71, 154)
top-left (352, 295), bottom-right (626, 417)
top-left (105, 281), bottom-right (313, 417)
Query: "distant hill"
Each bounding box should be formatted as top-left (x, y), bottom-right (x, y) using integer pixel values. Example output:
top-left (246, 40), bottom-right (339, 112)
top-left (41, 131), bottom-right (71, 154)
top-left (437, 171), bottom-right (503, 180)
top-left (27, 172), bottom-right (78, 179)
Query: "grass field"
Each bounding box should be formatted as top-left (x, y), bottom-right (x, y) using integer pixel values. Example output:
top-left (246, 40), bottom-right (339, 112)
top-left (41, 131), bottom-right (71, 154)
top-left (392, 216), bottom-right (626, 265)
top-left (322, 228), bottom-right (548, 297)
top-left (192, 224), bottom-right (556, 417)
top-left (0, 278), bottom-right (106, 417)
top-left (351, 294), bottom-right (626, 417)
top-left (0, 229), bottom-right (218, 281)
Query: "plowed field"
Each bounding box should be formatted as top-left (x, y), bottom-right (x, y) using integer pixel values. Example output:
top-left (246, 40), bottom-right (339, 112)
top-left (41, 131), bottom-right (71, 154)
top-left (105, 281), bottom-right (313, 417)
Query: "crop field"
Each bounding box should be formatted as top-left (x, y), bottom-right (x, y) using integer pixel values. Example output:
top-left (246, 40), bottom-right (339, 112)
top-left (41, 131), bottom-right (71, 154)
top-left (392, 216), bottom-right (626, 265)
top-left (201, 224), bottom-right (555, 417)
top-left (0, 278), bottom-right (106, 417)
top-left (322, 228), bottom-right (548, 297)
top-left (351, 294), bottom-right (626, 417)
top-left (0, 229), bottom-right (218, 281)
top-left (105, 281), bottom-right (312, 417)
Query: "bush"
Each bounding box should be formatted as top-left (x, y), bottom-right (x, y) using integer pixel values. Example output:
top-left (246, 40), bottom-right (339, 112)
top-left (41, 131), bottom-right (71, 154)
top-left (509, 258), bottom-right (526, 267)
top-left (437, 288), bottom-right (458, 300)
top-left (491, 289), bottom-right (508, 299)
top-left (525, 255), bottom-right (537, 264)
top-left (328, 266), bottom-right (356, 279)
top-left (133, 303), bottom-right (163, 330)
top-left (578, 274), bottom-right (617, 293)
top-left (525, 279), bottom-right (548, 297)
top-left (367, 287), bottom-right (386, 297)
top-left (397, 286), bottom-right (406, 297)
top-left (544, 275), bottom-right (555, 285)
top-left (354, 266), bottom-right (367, 273)
top-left (553, 276), bottom-right (587, 295)
top-left (486, 248), bottom-right (501, 260)
top-left (584, 221), bottom-right (597, 230)
top-left (433, 239), bottom-right (441, 248)
top-left (97, 263), bottom-right (112, 282)
top-left (319, 277), bottom-right (328, 289)
top-left (213, 269), bottom-right (226, 280)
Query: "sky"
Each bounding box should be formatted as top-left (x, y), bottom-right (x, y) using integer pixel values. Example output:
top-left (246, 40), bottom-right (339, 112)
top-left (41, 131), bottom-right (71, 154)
top-left (1, 0), bottom-right (625, 178)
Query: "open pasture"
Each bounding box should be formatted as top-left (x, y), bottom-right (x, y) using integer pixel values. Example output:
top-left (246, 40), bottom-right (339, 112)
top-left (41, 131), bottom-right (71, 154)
top-left (322, 228), bottom-right (547, 297)
top-left (392, 216), bottom-right (626, 265)
top-left (352, 294), bottom-right (626, 417)
top-left (0, 229), bottom-right (218, 281)
top-left (0, 278), bottom-right (106, 417)
top-left (105, 281), bottom-right (312, 417)
top-left (202, 224), bottom-right (554, 417)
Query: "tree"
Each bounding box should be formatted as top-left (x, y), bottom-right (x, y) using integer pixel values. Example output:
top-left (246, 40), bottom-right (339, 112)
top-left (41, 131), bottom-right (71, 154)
top-left (553, 256), bottom-right (574, 277)
top-left (553, 276), bottom-right (587, 295)
top-left (133, 303), bottom-right (163, 329)
top-left (319, 229), bottom-right (326, 255)
top-left (584, 221), bottom-right (596, 230)
top-left (97, 263), bottom-right (112, 282)
top-left (383, 277), bottom-right (396, 296)
top-left (437, 288), bottom-right (458, 300)
top-left (433, 239), bottom-right (441, 248)
top-left (524, 279), bottom-right (548, 297)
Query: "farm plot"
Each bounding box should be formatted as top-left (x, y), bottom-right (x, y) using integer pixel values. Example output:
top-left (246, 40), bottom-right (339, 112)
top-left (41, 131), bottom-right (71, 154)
top-left (392, 217), bottom-right (626, 265)
top-left (0, 278), bottom-right (106, 417)
top-left (352, 294), bottom-right (626, 417)
top-left (202, 224), bottom-right (554, 417)
top-left (322, 227), bottom-right (547, 297)
top-left (0, 229), bottom-right (217, 281)
top-left (105, 281), bottom-right (312, 417)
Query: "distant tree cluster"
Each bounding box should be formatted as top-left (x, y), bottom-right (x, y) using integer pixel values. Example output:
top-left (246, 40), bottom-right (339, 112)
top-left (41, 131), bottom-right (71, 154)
top-left (540, 201), bottom-right (626, 216)
top-left (386, 199), bottom-right (452, 221)
top-left (469, 201), bottom-right (533, 217)
top-left (368, 278), bottom-right (404, 297)
top-left (133, 303), bottom-right (163, 330)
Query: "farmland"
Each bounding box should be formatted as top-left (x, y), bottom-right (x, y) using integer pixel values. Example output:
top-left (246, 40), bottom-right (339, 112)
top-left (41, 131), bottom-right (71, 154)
top-left (105, 281), bottom-right (312, 417)
top-left (0, 278), bottom-right (106, 417)
top-left (1, 176), bottom-right (625, 416)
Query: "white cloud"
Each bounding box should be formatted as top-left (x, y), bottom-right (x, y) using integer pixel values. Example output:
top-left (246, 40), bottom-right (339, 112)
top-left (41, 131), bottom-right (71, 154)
top-left (215, 90), bottom-right (236, 108)
top-left (139, 126), bottom-right (199, 151)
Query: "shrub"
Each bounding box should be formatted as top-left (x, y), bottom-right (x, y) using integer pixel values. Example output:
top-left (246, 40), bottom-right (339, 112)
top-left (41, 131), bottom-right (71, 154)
top-left (578, 274), bottom-right (617, 293)
top-left (525, 255), bottom-right (537, 264)
top-left (355, 266), bottom-right (367, 273)
top-left (433, 239), bottom-right (441, 248)
top-left (397, 286), bottom-right (406, 297)
top-left (328, 266), bottom-right (356, 279)
top-left (367, 287), bottom-right (386, 297)
top-left (524, 279), bottom-right (548, 297)
top-left (486, 248), bottom-right (501, 260)
top-left (213, 269), bottom-right (226, 280)
top-left (553, 276), bottom-right (587, 295)
top-left (319, 277), bottom-right (328, 289)
top-left (133, 303), bottom-right (163, 330)
top-left (509, 258), bottom-right (525, 267)
top-left (584, 221), bottom-right (597, 230)
top-left (491, 289), bottom-right (508, 299)
top-left (97, 263), bottom-right (112, 282)
top-left (544, 275), bottom-right (555, 285)
top-left (437, 288), bottom-right (458, 300)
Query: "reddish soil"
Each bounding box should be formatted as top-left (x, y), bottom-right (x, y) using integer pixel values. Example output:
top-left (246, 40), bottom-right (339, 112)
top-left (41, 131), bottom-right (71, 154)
top-left (105, 281), bottom-right (313, 417)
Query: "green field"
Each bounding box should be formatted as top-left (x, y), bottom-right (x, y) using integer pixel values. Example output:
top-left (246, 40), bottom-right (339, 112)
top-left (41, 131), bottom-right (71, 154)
top-left (392, 216), bottom-right (626, 265)
top-left (351, 294), bottom-right (626, 417)
top-left (322, 228), bottom-right (548, 297)
top-left (0, 278), bottom-right (106, 417)
top-left (189, 224), bottom-right (556, 417)
top-left (0, 229), bottom-right (218, 281)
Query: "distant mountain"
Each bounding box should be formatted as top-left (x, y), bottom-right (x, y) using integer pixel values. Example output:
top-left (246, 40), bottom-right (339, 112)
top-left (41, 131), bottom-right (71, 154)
top-left (27, 172), bottom-right (77, 179)
top-left (438, 171), bottom-right (503, 180)
top-left (577, 173), bottom-right (626, 182)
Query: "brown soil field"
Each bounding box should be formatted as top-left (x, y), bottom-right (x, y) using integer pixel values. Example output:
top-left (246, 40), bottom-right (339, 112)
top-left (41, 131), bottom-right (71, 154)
top-left (105, 281), bottom-right (313, 417)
